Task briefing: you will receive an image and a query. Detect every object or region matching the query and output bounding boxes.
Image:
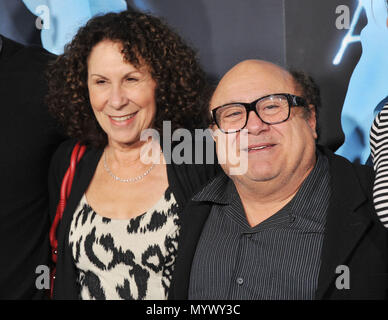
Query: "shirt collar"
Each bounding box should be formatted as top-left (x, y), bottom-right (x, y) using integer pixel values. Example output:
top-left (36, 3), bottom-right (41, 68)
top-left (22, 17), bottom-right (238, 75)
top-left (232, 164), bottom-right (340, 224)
top-left (192, 172), bottom-right (236, 205)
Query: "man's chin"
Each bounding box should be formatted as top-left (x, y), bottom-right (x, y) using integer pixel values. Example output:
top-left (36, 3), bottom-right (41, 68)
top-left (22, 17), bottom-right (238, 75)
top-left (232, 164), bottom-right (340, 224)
top-left (250, 174), bottom-right (277, 183)
top-left (246, 162), bottom-right (276, 177)
top-left (234, 169), bottom-right (278, 183)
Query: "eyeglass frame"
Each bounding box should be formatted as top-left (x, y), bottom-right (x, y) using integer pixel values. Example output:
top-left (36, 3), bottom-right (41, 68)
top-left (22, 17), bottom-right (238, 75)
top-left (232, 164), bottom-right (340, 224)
top-left (210, 93), bottom-right (309, 134)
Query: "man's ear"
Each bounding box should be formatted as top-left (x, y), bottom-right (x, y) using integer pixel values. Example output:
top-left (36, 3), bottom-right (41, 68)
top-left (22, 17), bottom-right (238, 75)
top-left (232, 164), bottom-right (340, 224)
top-left (307, 104), bottom-right (318, 139)
top-left (209, 124), bottom-right (217, 142)
top-left (208, 109), bottom-right (217, 142)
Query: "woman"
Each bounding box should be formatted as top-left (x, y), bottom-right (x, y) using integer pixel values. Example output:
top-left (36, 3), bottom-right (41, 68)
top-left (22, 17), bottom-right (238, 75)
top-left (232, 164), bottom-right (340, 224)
top-left (47, 11), bottom-right (217, 299)
top-left (369, 0), bottom-right (388, 228)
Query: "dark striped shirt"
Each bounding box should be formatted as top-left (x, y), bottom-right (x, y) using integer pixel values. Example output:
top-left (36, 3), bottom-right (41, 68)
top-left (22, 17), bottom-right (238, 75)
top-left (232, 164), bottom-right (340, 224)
top-left (188, 151), bottom-right (330, 300)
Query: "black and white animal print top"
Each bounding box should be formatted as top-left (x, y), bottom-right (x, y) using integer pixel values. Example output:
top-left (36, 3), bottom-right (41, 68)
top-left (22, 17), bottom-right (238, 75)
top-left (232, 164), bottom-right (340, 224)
top-left (68, 188), bottom-right (180, 300)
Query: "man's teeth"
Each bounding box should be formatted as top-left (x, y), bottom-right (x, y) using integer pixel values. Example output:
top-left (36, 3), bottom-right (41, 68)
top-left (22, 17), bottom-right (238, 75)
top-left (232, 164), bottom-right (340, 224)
top-left (110, 113), bottom-right (136, 121)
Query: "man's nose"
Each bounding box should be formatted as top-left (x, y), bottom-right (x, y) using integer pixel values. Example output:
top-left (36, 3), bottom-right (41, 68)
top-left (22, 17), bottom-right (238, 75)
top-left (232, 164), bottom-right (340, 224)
top-left (109, 85), bottom-right (129, 109)
top-left (245, 110), bottom-right (270, 134)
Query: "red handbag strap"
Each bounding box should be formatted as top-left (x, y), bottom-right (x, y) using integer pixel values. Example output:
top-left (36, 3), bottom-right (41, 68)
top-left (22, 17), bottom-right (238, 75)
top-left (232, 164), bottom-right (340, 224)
top-left (49, 142), bottom-right (86, 298)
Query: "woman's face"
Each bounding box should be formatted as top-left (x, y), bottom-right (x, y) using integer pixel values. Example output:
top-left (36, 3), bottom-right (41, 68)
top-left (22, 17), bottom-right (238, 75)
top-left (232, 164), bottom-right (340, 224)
top-left (87, 40), bottom-right (157, 148)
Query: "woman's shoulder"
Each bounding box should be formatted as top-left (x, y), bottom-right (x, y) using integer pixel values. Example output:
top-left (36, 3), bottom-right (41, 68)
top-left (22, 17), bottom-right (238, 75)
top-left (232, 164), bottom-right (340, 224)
top-left (50, 139), bottom-right (77, 170)
top-left (49, 139), bottom-right (101, 179)
top-left (54, 138), bottom-right (79, 156)
top-left (374, 103), bottom-right (388, 124)
top-left (52, 139), bottom-right (102, 163)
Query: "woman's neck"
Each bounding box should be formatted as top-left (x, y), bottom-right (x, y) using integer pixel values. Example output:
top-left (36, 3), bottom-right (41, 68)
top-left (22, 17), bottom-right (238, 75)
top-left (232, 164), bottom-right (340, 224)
top-left (106, 139), bottom-right (161, 169)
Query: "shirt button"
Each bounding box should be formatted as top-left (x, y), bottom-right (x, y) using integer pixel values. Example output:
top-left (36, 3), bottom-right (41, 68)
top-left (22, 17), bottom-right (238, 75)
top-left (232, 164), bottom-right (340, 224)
top-left (236, 277), bottom-right (244, 285)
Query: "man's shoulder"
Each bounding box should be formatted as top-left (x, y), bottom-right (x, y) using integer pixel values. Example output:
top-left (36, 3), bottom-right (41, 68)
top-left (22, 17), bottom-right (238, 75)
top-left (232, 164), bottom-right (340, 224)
top-left (320, 145), bottom-right (374, 194)
top-left (1, 36), bottom-right (55, 70)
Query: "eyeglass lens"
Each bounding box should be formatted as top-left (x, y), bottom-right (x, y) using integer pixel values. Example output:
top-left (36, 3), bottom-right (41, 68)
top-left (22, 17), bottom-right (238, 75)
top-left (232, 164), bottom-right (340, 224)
top-left (215, 94), bottom-right (290, 132)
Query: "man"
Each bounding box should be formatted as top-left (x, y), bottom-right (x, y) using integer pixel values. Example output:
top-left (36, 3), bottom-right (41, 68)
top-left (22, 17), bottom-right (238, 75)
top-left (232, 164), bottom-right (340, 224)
top-left (170, 60), bottom-right (388, 299)
top-left (0, 35), bottom-right (65, 299)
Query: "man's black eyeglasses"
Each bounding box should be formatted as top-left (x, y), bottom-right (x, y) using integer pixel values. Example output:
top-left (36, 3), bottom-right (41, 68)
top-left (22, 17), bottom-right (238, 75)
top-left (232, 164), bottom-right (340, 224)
top-left (211, 93), bottom-right (308, 134)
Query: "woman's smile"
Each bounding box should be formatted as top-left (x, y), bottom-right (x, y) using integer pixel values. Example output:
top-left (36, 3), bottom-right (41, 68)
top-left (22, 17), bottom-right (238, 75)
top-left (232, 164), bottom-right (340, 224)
top-left (108, 111), bottom-right (138, 126)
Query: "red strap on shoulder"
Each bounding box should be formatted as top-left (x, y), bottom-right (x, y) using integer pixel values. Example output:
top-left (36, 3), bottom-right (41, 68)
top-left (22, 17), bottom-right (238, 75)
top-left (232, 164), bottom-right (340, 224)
top-left (49, 142), bottom-right (86, 298)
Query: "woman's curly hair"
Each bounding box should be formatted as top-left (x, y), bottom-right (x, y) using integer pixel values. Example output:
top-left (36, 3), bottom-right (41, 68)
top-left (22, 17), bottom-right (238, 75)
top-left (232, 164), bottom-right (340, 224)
top-left (47, 10), bottom-right (210, 148)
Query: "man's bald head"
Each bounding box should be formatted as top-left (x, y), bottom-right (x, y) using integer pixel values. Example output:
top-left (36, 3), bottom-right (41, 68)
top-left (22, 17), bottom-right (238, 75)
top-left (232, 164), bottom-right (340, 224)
top-left (210, 60), bottom-right (296, 110)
